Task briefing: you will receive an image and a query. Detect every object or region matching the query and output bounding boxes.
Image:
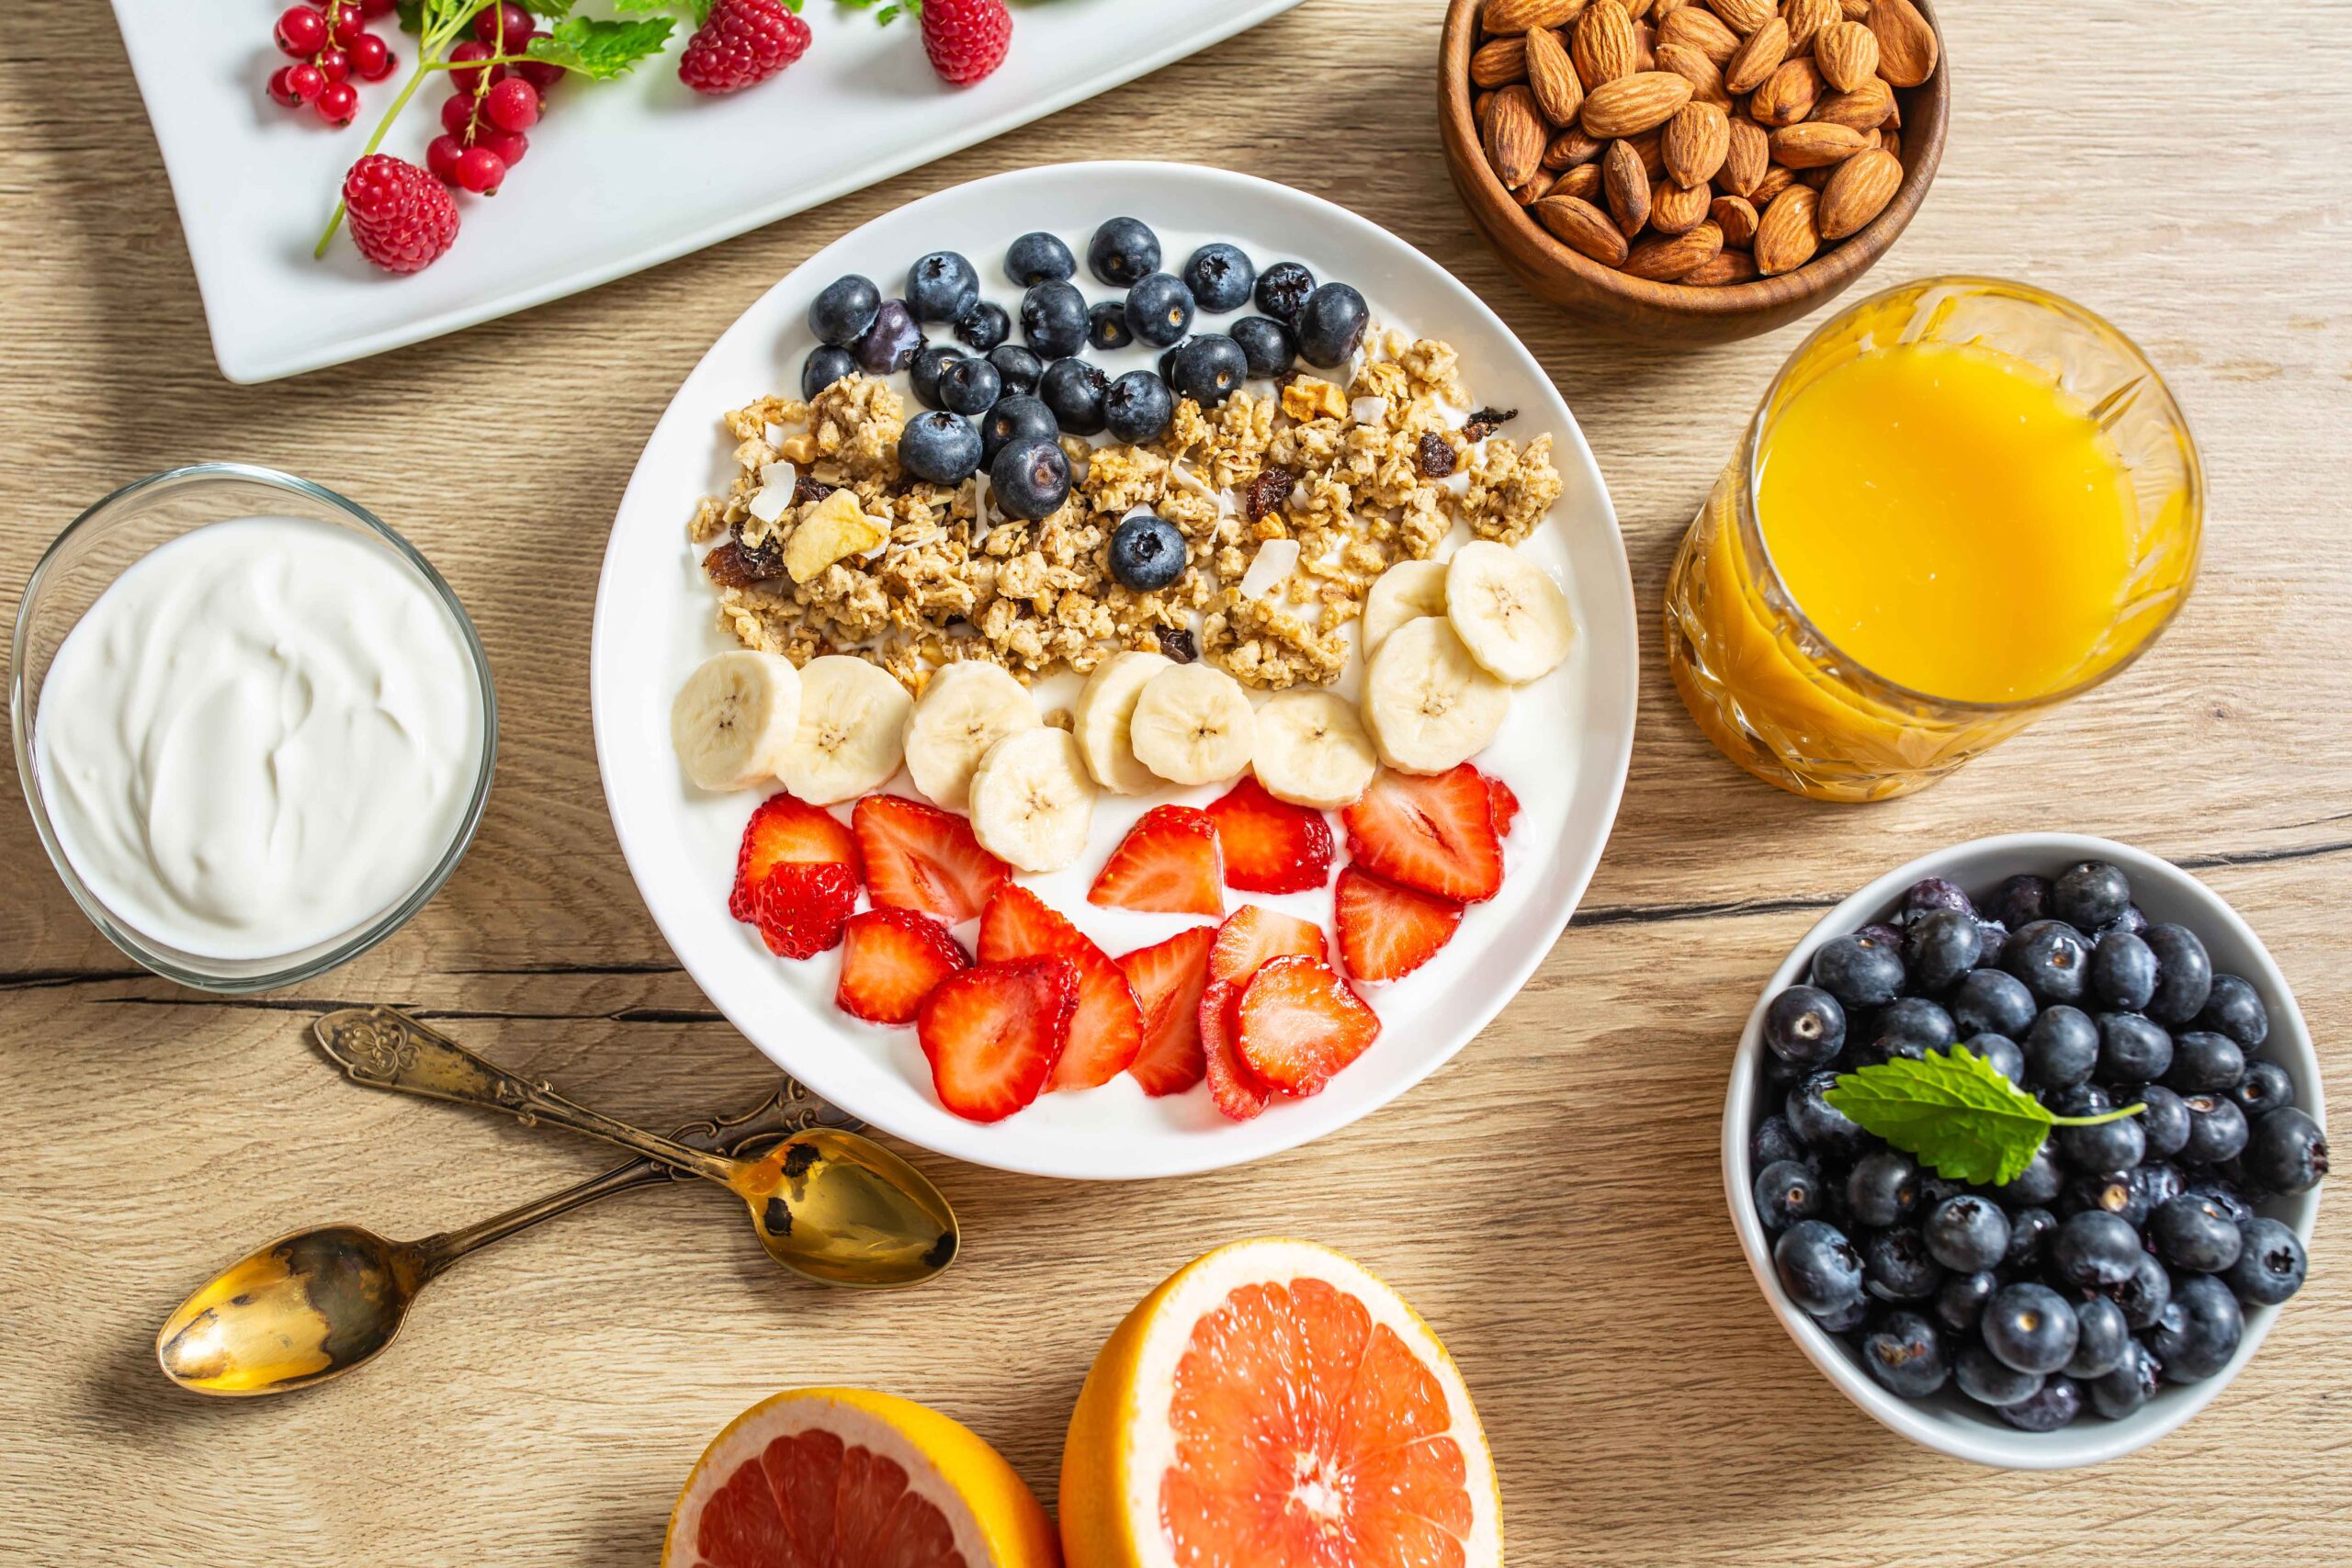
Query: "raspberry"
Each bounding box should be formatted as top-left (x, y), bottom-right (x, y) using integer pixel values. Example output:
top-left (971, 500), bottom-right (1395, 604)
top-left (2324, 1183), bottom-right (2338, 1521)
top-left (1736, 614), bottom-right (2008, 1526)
top-left (920, 0), bottom-right (1011, 85)
top-left (678, 0), bottom-right (811, 96)
top-left (342, 154), bottom-right (459, 274)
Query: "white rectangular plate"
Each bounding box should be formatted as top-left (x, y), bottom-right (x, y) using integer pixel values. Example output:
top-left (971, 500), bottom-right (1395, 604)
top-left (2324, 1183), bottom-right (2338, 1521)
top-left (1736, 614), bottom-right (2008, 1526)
top-left (112, 0), bottom-right (1308, 383)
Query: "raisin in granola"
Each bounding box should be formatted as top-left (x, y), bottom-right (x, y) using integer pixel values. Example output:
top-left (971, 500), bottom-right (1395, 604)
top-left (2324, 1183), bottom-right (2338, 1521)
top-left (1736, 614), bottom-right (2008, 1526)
top-left (1242, 464), bottom-right (1296, 525)
top-left (1463, 406), bottom-right (1518, 443)
top-left (1416, 433), bottom-right (1457, 479)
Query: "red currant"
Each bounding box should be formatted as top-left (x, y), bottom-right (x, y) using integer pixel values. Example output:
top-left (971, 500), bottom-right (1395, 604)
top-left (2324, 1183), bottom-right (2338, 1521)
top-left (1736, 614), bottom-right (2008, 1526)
top-left (266, 65), bottom-right (305, 107)
top-left (514, 58), bottom-right (565, 92)
top-left (326, 2), bottom-right (367, 47)
top-left (473, 4), bottom-right (537, 46)
top-left (439, 91), bottom-right (478, 138)
top-left (274, 6), bottom-right (327, 57)
top-left (475, 127), bottom-right (527, 166)
top-left (453, 145), bottom-right (507, 195)
top-left (287, 61), bottom-right (327, 102)
top-left (447, 39), bottom-right (506, 94)
top-left (316, 46), bottom-right (351, 84)
top-left (315, 81), bottom-right (361, 127)
top-left (482, 77), bottom-right (540, 132)
top-left (426, 133), bottom-right (468, 184)
top-left (349, 33), bottom-right (394, 80)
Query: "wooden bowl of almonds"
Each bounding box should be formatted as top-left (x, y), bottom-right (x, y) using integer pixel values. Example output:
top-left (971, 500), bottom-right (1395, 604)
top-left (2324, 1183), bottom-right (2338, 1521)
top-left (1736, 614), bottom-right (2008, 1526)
top-left (1439, 0), bottom-right (1947, 344)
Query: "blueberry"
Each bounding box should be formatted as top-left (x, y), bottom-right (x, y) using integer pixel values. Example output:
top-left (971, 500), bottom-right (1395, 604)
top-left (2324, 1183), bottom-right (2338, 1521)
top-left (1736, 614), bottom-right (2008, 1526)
top-left (2065, 1163), bottom-right (2174, 1227)
top-left (1253, 259), bottom-right (1316, 321)
top-left (1986, 874), bottom-right (2052, 931)
top-left (1923, 1194), bottom-right (2010, 1272)
top-left (800, 344), bottom-right (856, 399)
top-left (897, 410), bottom-right (982, 486)
top-left (2089, 930), bottom-right (2158, 1012)
top-left (1809, 931), bottom-right (1906, 1010)
top-left (2150, 1273), bottom-right (2244, 1382)
top-left (935, 355), bottom-right (1001, 418)
top-left (1861, 996), bottom-right (1953, 1065)
top-left (808, 273), bottom-right (881, 346)
top-left (2196, 974), bottom-right (2270, 1050)
top-left (1905, 908), bottom-right (1982, 993)
top-left (1853, 921), bottom-right (1905, 950)
top-left (1787, 1070), bottom-right (1869, 1155)
top-left (952, 299), bottom-right (1010, 353)
top-left (1102, 370), bottom-right (1175, 445)
top-left (1997, 1374), bottom-right (2083, 1432)
top-left (2087, 1341), bottom-right (2161, 1420)
top-left (2113, 1249), bottom-right (2173, 1330)
top-left (1917, 1174), bottom-right (1968, 1210)
top-left (909, 344), bottom-right (964, 410)
top-left (906, 250), bottom-right (978, 323)
top-left (2064, 1295), bottom-right (2132, 1379)
top-left (979, 394), bottom-right (1057, 465)
top-left (2006, 919), bottom-right (2090, 1004)
top-left (2233, 1060), bottom-right (2294, 1119)
top-left (1936, 1268), bottom-right (1997, 1334)
top-left (1994, 1147), bottom-right (2064, 1208)
top-left (2055, 1112), bottom-right (2144, 1178)
top-left (1983, 1282), bottom-right (2079, 1375)
top-left (2180, 1092), bottom-right (2249, 1165)
top-left (1040, 357), bottom-right (1110, 436)
top-left (2165, 1030), bottom-right (2245, 1096)
top-left (1087, 216), bottom-right (1161, 287)
top-left (2101, 904), bottom-right (2149, 937)
top-left (1019, 280), bottom-right (1089, 358)
top-left (2048, 1082), bottom-right (2110, 1120)
top-left (1861, 1226), bottom-right (1944, 1302)
top-left (1762, 985), bottom-right (1845, 1067)
top-left (1815, 1293), bottom-right (1871, 1332)
top-left (852, 299), bottom-right (924, 374)
top-left (1229, 315), bottom-right (1296, 378)
top-left (1086, 300), bottom-right (1135, 353)
top-left (1005, 231), bottom-right (1077, 287)
top-left (1181, 242), bottom-right (1256, 313)
top-left (2052, 860), bottom-right (2132, 931)
top-left (1845, 1150), bottom-right (1919, 1229)
top-left (1123, 272), bottom-right (1195, 348)
top-left (1975, 919), bottom-right (2013, 969)
top-left (1755, 1158), bottom-right (1824, 1232)
top-left (1899, 875), bottom-right (1975, 924)
top-left (988, 343), bottom-right (1044, 397)
top-left (1294, 282), bottom-right (1370, 368)
top-left (1169, 334), bottom-right (1250, 409)
top-left (2052, 1210), bottom-right (2142, 1291)
top-left (1967, 1032), bottom-right (2026, 1085)
top-left (2024, 1005), bottom-right (2100, 1089)
top-left (2143, 922), bottom-right (2213, 1025)
top-left (1951, 968), bottom-right (2039, 1038)
top-left (2182, 1179), bottom-right (2256, 1229)
top-left (987, 434), bottom-right (1071, 521)
top-left (2095, 1011), bottom-right (2172, 1084)
top-left (1157, 342), bottom-right (1182, 383)
top-left (1861, 1311), bottom-right (1949, 1398)
top-left (2149, 1194), bottom-right (2245, 1273)
top-left (2224, 1217), bottom-right (2307, 1305)
top-left (2244, 1107), bottom-right (2328, 1195)
top-left (2005, 1206), bottom-right (2056, 1268)
top-left (2135, 1084), bottom-right (2191, 1158)
top-left (1752, 1114), bottom-right (1812, 1172)
top-left (1107, 512), bottom-right (1187, 593)
top-left (1773, 1219), bottom-right (1864, 1314)
top-left (1955, 1343), bottom-right (2044, 1408)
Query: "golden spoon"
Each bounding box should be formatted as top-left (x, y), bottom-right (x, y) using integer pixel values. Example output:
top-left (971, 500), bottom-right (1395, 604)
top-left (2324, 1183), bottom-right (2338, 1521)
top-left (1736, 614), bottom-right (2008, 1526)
top-left (155, 1081), bottom-right (836, 1396)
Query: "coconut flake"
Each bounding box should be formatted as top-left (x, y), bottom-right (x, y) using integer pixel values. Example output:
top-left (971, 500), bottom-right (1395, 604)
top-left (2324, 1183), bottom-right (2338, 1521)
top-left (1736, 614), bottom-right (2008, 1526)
top-left (1350, 396), bottom-right (1390, 427)
top-left (1238, 538), bottom-right (1300, 600)
top-left (763, 422), bottom-right (788, 449)
top-left (748, 484), bottom-right (793, 525)
top-left (760, 460), bottom-right (798, 491)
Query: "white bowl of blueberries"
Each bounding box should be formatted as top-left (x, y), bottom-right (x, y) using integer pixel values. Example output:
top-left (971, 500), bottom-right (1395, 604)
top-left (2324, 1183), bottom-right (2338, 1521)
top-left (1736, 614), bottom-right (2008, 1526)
top-left (1724, 833), bottom-right (2326, 1469)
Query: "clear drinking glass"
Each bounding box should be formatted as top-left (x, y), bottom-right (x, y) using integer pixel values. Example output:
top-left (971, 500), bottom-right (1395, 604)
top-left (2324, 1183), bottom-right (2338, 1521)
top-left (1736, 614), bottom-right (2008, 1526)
top-left (1664, 277), bottom-right (2203, 803)
top-left (10, 463), bottom-right (499, 992)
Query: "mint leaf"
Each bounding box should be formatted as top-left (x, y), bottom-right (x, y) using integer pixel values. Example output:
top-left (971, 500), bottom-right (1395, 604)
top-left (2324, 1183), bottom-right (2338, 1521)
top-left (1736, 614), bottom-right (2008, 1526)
top-left (616, 0), bottom-right (713, 21)
top-left (1824, 1046), bottom-right (2143, 1187)
top-left (516, 0), bottom-right (579, 16)
top-left (526, 16), bottom-right (677, 78)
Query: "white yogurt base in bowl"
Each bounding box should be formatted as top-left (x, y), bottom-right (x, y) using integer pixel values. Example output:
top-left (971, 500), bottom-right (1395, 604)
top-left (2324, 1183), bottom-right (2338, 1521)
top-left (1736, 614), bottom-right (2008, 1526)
top-left (12, 464), bottom-right (496, 991)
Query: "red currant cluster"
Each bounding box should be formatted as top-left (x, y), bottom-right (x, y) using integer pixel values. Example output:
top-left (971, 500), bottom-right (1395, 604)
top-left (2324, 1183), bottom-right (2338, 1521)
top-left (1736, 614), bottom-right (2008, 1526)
top-left (266, 0), bottom-right (400, 128)
top-left (424, 5), bottom-right (560, 197)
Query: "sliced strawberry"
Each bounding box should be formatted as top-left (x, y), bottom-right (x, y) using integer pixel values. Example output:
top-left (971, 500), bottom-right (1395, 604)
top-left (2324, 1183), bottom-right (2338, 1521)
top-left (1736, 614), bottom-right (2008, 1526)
top-left (1207, 902), bottom-right (1329, 986)
top-left (1236, 954), bottom-right (1382, 1096)
top-left (1116, 926), bottom-right (1216, 1096)
top-left (1335, 865), bottom-right (1464, 984)
top-left (836, 908), bottom-right (971, 1025)
top-left (978, 884), bottom-right (1145, 1090)
top-left (1088, 807), bottom-right (1224, 917)
top-left (854, 794), bottom-right (1008, 924)
top-left (1488, 775), bottom-right (1521, 839)
top-left (1199, 978), bottom-right (1272, 1122)
top-left (916, 958), bottom-right (1077, 1122)
top-left (1340, 765), bottom-right (1505, 903)
top-left (1204, 776), bottom-right (1335, 895)
top-left (751, 862), bottom-right (857, 959)
top-left (731, 792), bottom-right (861, 921)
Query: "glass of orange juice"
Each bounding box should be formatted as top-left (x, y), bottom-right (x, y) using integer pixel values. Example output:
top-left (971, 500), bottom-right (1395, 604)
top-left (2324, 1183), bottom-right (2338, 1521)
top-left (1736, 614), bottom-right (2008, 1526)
top-left (1665, 277), bottom-right (2202, 803)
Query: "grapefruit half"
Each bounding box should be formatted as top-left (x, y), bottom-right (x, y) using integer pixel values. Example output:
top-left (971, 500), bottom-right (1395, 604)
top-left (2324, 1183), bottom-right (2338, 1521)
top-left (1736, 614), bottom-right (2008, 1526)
top-left (663, 1387), bottom-right (1060, 1568)
top-left (1059, 1238), bottom-right (1503, 1568)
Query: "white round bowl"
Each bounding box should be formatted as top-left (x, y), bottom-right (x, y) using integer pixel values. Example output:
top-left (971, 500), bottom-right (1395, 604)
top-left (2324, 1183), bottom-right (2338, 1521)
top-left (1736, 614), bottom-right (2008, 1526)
top-left (1723, 833), bottom-right (2325, 1470)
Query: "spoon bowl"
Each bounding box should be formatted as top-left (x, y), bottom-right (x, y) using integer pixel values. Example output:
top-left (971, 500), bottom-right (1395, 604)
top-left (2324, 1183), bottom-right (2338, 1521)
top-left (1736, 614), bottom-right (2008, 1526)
top-left (733, 1129), bottom-right (957, 1287)
top-left (157, 1224), bottom-right (419, 1396)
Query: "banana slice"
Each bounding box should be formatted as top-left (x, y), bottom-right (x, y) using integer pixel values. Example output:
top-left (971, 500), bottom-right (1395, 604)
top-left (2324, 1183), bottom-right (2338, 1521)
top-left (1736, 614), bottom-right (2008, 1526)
top-left (1251, 690), bottom-right (1378, 809)
top-left (967, 728), bottom-right (1096, 874)
top-left (1071, 649), bottom-right (1172, 795)
top-left (1360, 559), bottom-right (1450, 658)
top-left (901, 662), bottom-right (1040, 811)
top-left (775, 655), bottom-right (913, 805)
top-left (1444, 540), bottom-right (1576, 684)
top-left (1361, 615), bottom-right (1510, 774)
top-left (1129, 663), bottom-right (1257, 786)
top-left (669, 650), bottom-right (802, 792)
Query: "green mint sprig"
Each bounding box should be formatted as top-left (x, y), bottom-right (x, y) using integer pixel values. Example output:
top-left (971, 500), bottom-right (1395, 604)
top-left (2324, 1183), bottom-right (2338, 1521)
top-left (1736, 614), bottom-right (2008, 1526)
top-left (1824, 1046), bottom-right (2145, 1187)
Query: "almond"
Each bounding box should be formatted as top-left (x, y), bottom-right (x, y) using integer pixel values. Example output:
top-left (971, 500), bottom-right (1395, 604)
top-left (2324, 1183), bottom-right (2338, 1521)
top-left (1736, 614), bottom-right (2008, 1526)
top-left (1579, 71), bottom-right (1692, 137)
top-left (1651, 0), bottom-right (1690, 17)
top-left (1722, 14), bottom-right (1789, 94)
top-left (1655, 40), bottom-right (1732, 107)
top-left (1753, 185), bottom-right (1821, 274)
top-left (1650, 176), bottom-right (1713, 234)
top-left (1603, 137), bottom-right (1653, 235)
top-left (1471, 36), bottom-right (1530, 89)
top-left (1619, 0), bottom-right (1656, 17)
top-left (1867, 0), bottom-right (1939, 86)
top-left (1721, 115), bottom-right (1769, 197)
top-left (1816, 145), bottom-right (1901, 238)
top-left (1748, 57), bottom-right (1823, 127)
top-left (1623, 220), bottom-right (1724, 280)
top-left (1708, 192), bottom-right (1758, 245)
top-left (1485, 85), bottom-right (1549, 187)
top-left (1881, 126), bottom-right (1902, 161)
top-left (1661, 101), bottom-right (1730, 186)
top-left (1483, 0), bottom-right (1585, 36)
top-left (1750, 162), bottom-right (1798, 203)
top-left (1632, 18), bottom-right (1657, 70)
top-left (1782, 0), bottom-right (1838, 51)
top-left (1524, 25), bottom-right (1587, 124)
top-left (1683, 248), bottom-right (1759, 285)
top-left (1626, 127), bottom-right (1666, 175)
top-left (1839, 0), bottom-right (1871, 17)
top-left (1769, 119), bottom-right (1867, 168)
top-left (1533, 195), bottom-right (1632, 265)
top-left (1815, 20), bottom-right (1882, 92)
top-left (1657, 4), bottom-right (1738, 65)
top-left (1544, 126), bottom-right (1609, 169)
top-left (1553, 161), bottom-right (1606, 200)
top-left (1702, 0), bottom-right (1774, 37)
top-left (1811, 76), bottom-right (1894, 130)
top-left (1573, 2), bottom-right (1639, 87)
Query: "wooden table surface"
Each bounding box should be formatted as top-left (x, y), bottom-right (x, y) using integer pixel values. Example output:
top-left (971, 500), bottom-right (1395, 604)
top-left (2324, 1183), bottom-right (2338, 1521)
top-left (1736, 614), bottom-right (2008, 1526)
top-left (3, 2), bottom-right (2347, 1562)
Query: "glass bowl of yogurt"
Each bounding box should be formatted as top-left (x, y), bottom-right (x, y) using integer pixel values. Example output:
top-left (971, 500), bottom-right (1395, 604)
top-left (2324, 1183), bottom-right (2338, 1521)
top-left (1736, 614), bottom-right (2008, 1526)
top-left (12, 463), bottom-right (496, 991)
